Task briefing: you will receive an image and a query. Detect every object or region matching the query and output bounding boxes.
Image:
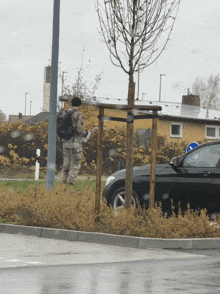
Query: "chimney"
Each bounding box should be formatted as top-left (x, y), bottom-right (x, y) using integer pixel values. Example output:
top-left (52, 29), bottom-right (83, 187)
top-left (182, 89), bottom-right (200, 106)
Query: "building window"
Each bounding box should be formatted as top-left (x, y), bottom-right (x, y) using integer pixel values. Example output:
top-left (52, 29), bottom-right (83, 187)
top-left (205, 125), bottom-right (220, 139)
top-left (170, 123), bottom-right (182, 138)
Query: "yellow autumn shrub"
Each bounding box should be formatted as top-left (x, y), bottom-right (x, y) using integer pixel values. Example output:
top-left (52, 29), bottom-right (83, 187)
top-left (0, 119), bottom-right (206, 176)
top-left (0, 183), bottom-right (219, 239)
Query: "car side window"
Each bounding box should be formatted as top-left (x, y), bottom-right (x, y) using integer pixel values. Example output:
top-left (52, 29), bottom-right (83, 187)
top-left (182, 144), bottom-right (220, 168)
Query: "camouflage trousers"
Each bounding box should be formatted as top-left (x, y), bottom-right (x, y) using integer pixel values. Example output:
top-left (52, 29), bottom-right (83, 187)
top-left (61, 147), bottom-right (82, 185)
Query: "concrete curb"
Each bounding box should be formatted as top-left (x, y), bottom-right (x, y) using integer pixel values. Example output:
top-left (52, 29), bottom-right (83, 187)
top-left (0, 223), bottom-right (220, 249)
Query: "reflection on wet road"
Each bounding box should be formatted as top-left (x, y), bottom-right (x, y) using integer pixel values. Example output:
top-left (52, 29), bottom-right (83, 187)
top-left (0, 234), bottom-right (220, 293)
top-left (1, 257), bottom-right (220, 293)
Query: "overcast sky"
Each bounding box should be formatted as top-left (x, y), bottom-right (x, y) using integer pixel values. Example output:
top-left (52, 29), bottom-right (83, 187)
top-left (0, 0), bottom-right (220, 117)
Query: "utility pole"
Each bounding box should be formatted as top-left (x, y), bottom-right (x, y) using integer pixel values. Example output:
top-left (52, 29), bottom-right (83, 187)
top-left (46, 0), bottom-right (60, 190)
top-left (159, 74), bottom-right (166, 102)
top-left (25, 92), bottom-right (29, 115)
top-left (30, 101), bottom-right (32, 115)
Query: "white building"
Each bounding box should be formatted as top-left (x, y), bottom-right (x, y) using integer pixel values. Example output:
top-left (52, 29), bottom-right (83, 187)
top-left (43, 66), bottom-right (51, 112)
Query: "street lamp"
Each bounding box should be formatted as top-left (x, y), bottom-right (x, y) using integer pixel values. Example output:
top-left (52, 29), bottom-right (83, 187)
top-left (25, 92), bottom-right (29, 115)
top-left (30, 101), bottom-right (32, 116)
top-left (137, 64), bottom-right (144, 100)
top-left (159, 74), bottom-right (166, 102)
top-left (60, 71), bottom-right (68, 109)
top-left (61, 71), bottom-right (68, 95)
top-left (137, 68), bottom-right (140, 100)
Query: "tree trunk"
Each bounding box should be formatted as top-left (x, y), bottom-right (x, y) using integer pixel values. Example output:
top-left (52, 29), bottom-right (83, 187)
top-left (149, 110), bottom-right (157, 208)
top-left (124, 82), bottom-right (135, 209)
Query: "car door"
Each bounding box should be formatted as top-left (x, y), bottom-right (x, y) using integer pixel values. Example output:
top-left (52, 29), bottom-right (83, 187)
top-left (156, 143), bottom-right (220, 215)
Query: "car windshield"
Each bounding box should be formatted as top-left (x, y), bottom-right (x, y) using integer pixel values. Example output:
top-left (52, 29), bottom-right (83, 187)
top-left (182, 144), bottom-right (220, 168)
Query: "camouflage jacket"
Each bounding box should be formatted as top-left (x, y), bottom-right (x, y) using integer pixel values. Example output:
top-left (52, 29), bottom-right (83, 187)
top-left (62, 107), bottom-right (85, 150)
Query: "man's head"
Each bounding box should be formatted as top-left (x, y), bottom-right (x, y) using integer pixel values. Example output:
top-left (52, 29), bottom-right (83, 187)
top-left (71, 97), bottom-right (81, 107)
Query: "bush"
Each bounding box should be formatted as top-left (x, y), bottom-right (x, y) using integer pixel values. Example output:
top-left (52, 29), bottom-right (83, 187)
top-left (0, 121), bottom-right (61, 175)
top-left (0, 120), bottom-right (206, 176)
top-left (0, 183), bottom-right (219, 238)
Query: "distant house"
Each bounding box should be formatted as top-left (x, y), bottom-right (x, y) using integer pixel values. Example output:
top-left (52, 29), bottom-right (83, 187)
top-left (8, 113), bottom-right (32, 123)
top-left (62, 94), bottom-right (220, 143)
top-left (24, 112), bottom-right (49, 125)
top-left (89, 94), bottom-right (220, 144)
top-left (8, 112), bottom-right (49, 125)
top-left (137, 95), bottom-right (220, 143)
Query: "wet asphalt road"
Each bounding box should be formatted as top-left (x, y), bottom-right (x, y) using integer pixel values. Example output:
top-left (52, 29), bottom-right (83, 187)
top-left (1, 234), bottom-right (220, 293)
top-left (1, 257), bottom-right (220, 294)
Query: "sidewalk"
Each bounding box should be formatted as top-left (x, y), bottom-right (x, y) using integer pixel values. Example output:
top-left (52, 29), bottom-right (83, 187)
top-left (1, 223), bottom-right (220, 250)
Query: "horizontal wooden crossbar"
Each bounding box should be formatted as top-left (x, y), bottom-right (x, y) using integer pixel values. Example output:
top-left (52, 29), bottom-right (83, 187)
top-left (97, 103), bottom-right (162, 111)
top-left (98, 113), bottom-right (158, 122)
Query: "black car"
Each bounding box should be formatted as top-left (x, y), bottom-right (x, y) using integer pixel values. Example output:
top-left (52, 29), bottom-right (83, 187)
top-left (102, 140), bottom-right (220, 216)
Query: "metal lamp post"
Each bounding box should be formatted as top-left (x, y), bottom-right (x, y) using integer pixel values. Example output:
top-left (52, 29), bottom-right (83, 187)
top-left (25, 92), bottom-right (29, 115)
top-left (159, 74), bottom-right (166, 102)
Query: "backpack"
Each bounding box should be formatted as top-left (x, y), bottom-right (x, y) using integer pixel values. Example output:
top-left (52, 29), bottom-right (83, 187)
top-left (57, 109), bottom-right (77, 140)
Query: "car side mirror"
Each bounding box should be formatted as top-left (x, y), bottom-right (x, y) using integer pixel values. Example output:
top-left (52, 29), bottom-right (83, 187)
top-left (170, 157), bottom-right (180, 169)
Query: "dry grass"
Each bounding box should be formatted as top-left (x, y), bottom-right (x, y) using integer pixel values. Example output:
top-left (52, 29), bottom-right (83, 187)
top-left (0, 184), bottom-right (220, 238)
top-left (0, 166), bottom-right (46, 179)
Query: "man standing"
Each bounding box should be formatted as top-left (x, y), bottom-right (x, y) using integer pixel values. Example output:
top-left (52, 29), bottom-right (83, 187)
top-left (61, 97), bottom-right (86, 185)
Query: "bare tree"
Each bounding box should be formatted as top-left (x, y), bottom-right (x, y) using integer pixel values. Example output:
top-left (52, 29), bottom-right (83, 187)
top-left (64, 50), bottom-right (103, 102)
top-left (96, 0), bottom-right (180, 85)
top-left (62, 66), bottom-right (103, 106)
top-left (65, 65), bottom-right (103, 100)
top-left (192, 74), bottom-right (220, 109)
top-left (96, 0), bottom-right (180, 208)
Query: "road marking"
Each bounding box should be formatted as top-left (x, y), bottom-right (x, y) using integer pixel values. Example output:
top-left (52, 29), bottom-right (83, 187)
top-left (5, 259), bottom-right (23, 262)
top-left (25, 261), bottom-right (45, 265)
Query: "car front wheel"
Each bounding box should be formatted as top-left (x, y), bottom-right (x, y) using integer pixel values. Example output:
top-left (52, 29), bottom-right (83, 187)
top-left (111, 187), bottom-right (139, 210)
